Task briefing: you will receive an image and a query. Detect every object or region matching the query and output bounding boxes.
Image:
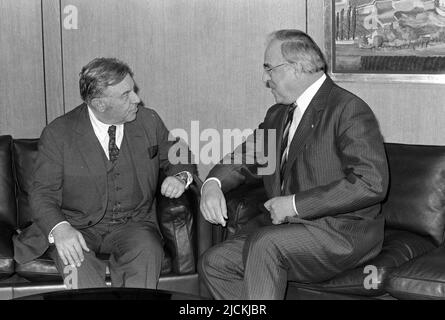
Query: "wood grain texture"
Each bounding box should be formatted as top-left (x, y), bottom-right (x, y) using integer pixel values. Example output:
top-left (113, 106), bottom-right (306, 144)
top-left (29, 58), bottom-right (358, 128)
top-left (60, 0), bottom-right (306, 177)
top-left (42, 0), bottom-right (64, 123)
top-left (341, 82), bottom-right (445, 145)
top-left (0, 0), bottom-right (46, 138)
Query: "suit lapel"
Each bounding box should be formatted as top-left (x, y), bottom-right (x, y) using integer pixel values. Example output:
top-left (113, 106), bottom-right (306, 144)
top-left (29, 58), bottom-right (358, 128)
top-left (284, 77), bottom-right (334, 182)
top-left (74, 104), bottom-right (108, 201)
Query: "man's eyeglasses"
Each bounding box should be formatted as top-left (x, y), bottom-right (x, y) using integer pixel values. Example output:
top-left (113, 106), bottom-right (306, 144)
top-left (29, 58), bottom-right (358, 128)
top-left (263, 63), bottom-right (290, 75)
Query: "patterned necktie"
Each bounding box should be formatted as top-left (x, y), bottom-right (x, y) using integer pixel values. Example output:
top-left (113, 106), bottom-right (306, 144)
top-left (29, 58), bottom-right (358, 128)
top-left (108, 125), bottom-right (119, 163)
top-left (280, 103), bottom-right (297, 191)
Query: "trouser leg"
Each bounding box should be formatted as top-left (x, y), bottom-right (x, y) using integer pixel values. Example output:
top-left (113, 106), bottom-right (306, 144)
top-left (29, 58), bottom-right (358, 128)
top-left (198, 235), bottom-right (247, 300)
top-left (243, 224), bottom-right (341, 300)
top-left (102, 220), bottom-right (164, 288)
top-left (49, 228), bottom-right (107, 289)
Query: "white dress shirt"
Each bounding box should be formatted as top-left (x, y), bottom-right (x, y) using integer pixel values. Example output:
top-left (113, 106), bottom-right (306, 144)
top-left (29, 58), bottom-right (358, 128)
top-left (87, 107), bottom-right (124, 159)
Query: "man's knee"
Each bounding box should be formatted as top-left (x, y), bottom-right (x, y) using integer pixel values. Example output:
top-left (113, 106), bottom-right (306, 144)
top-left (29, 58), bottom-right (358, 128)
top-left (122, 229), bottom-right (164, 258)
top-left (198, 246), bottom-right (227, 277)
top-left (247, 227), bottom-right (281, 257)
top-left (55, 250), bottom-right (106, 288)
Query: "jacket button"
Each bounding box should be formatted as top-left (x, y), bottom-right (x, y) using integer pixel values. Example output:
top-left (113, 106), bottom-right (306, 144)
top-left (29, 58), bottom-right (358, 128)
top-left (88, 221), bottom-right (93, 226)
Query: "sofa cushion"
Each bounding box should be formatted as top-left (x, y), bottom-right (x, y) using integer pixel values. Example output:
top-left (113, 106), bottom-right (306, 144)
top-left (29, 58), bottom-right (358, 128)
top-left (0, 135), bottom-right (17, 228)
top-left (383, 143), bottom-right (445, 246)
top-left (0, 223), bottom-right (15, 280)
top-left (13, 139), bottom-right (39, 229)
top-left (288, 229), bottom-right (435, 297)
top-left (386, 246), bottom-right (445, 299)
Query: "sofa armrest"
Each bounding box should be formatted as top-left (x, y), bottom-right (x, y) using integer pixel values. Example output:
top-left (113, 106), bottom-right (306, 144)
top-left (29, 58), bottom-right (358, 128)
top-left (187, 180), bottom-right (213, 259)
top-left (157, 177), bottom-right (213, 276)
top-left (0, 222), bottom-right (15, 280)
top-left (213, 183), bottom-right (268, 243)
top-left (157, 186), bottom-right (196, 275)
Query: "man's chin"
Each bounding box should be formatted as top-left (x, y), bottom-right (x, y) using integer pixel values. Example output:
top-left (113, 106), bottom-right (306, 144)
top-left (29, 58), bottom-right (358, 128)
top-left (126, 113), bottom-right (137, 123)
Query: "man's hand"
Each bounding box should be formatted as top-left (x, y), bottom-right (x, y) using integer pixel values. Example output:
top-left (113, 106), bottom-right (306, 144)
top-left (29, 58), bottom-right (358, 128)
top-left (161, 176), bottom-right (186, 198)
top-left (264, 195), bottom-right (296, 225)
top-left (52, 223), bottom-right (90, 267)
top-left (200, 180), bottom-right (228, 226)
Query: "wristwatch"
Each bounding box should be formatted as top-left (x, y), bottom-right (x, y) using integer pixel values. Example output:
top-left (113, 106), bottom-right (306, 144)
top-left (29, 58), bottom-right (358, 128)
top-left (175, 171), bottom-right (193, 189)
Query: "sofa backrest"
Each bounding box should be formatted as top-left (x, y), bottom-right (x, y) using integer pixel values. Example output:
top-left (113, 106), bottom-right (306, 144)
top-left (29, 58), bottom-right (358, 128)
top-left (383, 143), bottom-right (445, 246)
top-left (0, 135), bottom-right (17, 229)
top-left (13, 139), bottom-right (39, 229)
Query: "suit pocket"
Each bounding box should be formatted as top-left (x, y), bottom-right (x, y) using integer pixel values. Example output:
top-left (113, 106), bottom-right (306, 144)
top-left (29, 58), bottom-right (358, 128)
top-left (148, 145), bottom-right (159, 158)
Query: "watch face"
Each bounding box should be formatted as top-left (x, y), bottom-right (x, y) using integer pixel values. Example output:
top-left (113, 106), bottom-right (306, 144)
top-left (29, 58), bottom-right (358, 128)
top-left (176, 172), bottom-right (188, 185)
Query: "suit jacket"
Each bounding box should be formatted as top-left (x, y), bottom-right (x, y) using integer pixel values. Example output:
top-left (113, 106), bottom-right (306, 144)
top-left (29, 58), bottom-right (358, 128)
top-left (14, 103), bottom-right (196, 264)
top-left (208, 76), bottom-right (389, 266)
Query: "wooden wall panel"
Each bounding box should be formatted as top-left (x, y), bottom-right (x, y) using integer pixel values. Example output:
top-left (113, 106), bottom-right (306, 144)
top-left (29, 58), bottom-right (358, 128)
top-left (0, 0), bottom-right (46, 138)
top-left (342, 82), bottom-right (445, 145)
top-left (42, 0), bottom-right (64, 123)
top-left (60, 0), bottom-right (306, 177)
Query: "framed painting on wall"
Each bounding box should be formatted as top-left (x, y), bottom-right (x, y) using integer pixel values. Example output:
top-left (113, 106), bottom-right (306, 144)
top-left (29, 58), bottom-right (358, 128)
top-left (323, 0), bottom-right (445, 83)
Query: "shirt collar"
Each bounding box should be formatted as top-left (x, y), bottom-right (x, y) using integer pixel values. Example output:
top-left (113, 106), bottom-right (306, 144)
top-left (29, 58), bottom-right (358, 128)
top-left (87, 106), bottom-right (124, 141)
top-left (296, 73), bottom-right (326, 114)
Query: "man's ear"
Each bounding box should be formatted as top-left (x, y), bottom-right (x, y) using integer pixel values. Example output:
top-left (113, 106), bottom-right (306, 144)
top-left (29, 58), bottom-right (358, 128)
top-left (291, 62), bottom-right (303, 78)
top-left (90, 98), bottom-right (106, 113)
top-left (292, 62), bottom-right (304, 79)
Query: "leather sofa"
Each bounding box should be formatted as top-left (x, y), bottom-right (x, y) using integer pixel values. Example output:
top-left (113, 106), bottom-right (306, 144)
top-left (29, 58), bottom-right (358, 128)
top-left (212, 143), bottom-right (445, 300)
top-left (0, 135), bottom-right (212, 299)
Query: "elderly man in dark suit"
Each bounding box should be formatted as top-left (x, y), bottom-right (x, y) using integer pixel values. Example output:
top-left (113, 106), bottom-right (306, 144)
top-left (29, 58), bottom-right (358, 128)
top-left (199, 29), bottom-right (389, 300)
top-left (14, 57), bottom-right (196, 289)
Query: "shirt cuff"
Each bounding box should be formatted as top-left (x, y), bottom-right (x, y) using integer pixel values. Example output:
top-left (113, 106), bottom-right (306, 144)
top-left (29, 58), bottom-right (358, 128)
top-left (175, 171), bottom-right (194, 189)
top-left (48, 221), bottom-right (71, 244)
top-left (201, 178), bottom-right (222, 194)
top-left (292, 194), bottom-right (299, 216)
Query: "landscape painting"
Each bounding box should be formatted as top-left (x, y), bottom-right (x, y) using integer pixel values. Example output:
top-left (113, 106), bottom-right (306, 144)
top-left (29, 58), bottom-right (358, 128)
top-left (331, 0), bottom-right (445, 73)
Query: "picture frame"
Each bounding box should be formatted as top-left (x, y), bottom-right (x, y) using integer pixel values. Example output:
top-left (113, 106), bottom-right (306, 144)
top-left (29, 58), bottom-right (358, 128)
top-left (323, 0), bottom-right (445, 83)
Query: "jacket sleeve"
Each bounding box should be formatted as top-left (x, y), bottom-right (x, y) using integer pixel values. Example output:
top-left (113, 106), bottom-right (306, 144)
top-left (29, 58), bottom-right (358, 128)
top-left (207, 110), bottom-right (275, 193)
top-left (151, 109), bottom-right (198, 177)
top-left (292, 99), bottom-right (389, 221)
top-left (30, 126), bottom-right (66, 238)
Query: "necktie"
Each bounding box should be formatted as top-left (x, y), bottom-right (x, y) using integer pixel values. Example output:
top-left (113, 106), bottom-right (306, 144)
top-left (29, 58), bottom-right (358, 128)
top-left (108, 125), bottom-right (119, 163)
top-left (280, 103), bottom-right (297, 191)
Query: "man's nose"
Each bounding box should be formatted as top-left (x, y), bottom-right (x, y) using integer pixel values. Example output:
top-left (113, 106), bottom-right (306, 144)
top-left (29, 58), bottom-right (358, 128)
top-left (262, 70), bottom-right (271, 83)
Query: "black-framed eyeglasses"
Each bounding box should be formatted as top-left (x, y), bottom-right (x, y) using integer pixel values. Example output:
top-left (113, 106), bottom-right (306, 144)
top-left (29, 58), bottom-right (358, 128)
top-left (263, 63), bottom-right (290, 75)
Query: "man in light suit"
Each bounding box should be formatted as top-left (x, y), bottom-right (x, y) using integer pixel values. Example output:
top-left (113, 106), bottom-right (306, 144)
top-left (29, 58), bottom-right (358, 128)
top-left (199, 30), bottom-right (389, 299)
top-left (14, 57), bottom-right (196, 288)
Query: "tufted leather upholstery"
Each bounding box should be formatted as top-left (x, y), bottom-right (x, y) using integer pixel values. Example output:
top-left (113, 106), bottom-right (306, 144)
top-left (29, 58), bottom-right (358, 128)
top-left (386, 246), bottom-right (445, 299)
top-left (0, 136), bottom-right (16, 229)
top-left (0, 136), bottom-right (212, 298)
top-left (382, 144), bottom-right (445, 246)
top-left (216, 143), bottom-right (445, 299)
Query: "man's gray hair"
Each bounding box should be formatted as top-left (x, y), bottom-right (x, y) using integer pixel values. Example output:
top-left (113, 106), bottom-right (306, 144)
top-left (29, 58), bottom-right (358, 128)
top-left (79, 57), bottom-right (133, 103)
top-left (267, 29), bottom-right (328, 74)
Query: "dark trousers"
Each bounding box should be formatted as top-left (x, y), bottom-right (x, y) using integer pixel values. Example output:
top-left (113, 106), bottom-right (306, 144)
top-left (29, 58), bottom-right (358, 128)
top-left (50, 219), bottom-right (164, 289)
